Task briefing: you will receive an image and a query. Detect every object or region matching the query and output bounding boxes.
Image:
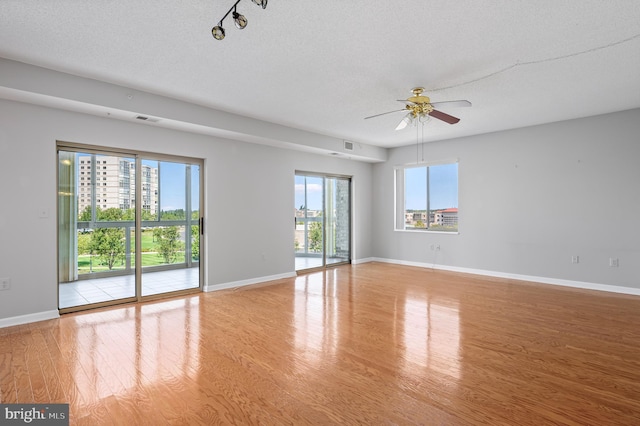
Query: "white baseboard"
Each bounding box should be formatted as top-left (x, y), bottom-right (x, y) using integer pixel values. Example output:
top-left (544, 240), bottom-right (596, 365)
top-left (372, 257), bottom-right (640, 297)
top-left (0, 310), bottom-right (60, 329)
top-left (352, 257), bottom-right (375, 265)
top-left (5, 261), bottom-right (634, 328)
top-left (204, 271), bottom-right (297, 292)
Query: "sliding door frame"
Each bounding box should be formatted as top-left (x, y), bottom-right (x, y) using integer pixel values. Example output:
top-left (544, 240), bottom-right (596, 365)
top-left (57, 141), bottom-right (205, 313)
top-left (295, 170), bottom-right (352, 273)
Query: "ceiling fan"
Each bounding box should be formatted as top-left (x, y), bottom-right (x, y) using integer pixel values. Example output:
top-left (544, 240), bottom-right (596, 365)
top-left (365, 87), bottom-right (472, 130)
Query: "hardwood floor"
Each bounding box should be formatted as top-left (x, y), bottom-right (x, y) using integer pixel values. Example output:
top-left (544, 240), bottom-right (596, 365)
top-left (2, 262), bottom-right (640, 425)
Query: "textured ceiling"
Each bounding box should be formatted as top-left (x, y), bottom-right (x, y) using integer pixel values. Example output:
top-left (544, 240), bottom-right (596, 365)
top-left (1, 0), bottom-right (639, 148)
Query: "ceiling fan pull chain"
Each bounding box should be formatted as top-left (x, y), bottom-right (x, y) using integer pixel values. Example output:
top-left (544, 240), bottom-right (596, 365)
top-left (416, 122), bottom-right (419, 164)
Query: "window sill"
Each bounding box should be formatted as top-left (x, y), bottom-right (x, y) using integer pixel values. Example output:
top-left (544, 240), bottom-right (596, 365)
top-left (394, 229), bottom-right (459, 235)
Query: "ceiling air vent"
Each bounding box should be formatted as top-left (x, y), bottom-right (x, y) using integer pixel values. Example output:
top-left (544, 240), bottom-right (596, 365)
top-left (344, 140), bottom-right (354, 151)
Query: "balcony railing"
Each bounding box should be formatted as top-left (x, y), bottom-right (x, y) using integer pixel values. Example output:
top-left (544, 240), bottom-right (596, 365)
top-left (75, 220), bottom-right (199, 280)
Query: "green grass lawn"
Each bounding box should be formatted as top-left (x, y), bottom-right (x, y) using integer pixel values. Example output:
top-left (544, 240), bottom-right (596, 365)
top-left (138, 230), bottom-right (156, 252)
top-left (77, 252), bottom-right (187, 274)
top-left (76, 229), bottom-right (197, 274)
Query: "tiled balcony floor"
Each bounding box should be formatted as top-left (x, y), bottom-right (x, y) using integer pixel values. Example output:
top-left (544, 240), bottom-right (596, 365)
top-left (295, 256), bottom-right (349, 271)
top-left (59, 267), bottom-right (200, 309)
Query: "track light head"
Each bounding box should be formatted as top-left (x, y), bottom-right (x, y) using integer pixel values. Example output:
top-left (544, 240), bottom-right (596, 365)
top-left (252, 0), bottom-right (267, 9)
top-left (212, 24), bottom-right (225, 40)
top-left (233, 10), bottom-right (248, 29)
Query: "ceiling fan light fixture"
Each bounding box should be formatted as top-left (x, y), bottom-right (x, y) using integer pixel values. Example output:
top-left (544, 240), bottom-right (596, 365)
top-left (395, 113), bottom-right (415, 131)
top-left (418, 114), bottom-right (431, 123)
top-left (212, 24), bottom-right (225, 40)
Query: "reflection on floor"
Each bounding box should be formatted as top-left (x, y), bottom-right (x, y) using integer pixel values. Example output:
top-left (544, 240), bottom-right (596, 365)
top-left (59, 267), bottom-right (199, 309)
top-left (295, 256), bottom-right (349, 271)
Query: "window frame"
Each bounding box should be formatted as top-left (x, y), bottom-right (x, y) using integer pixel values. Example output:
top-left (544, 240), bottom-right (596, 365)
top-left (394, 159), bottom-right (459, 234)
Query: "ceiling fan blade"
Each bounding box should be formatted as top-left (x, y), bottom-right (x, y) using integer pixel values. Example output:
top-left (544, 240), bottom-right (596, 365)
top-left (364, 109), bottom-right (406, 120)
top-left (430, 100), bottom-right (472, 108)
top-left (429, 109), bottom-right (460, 124)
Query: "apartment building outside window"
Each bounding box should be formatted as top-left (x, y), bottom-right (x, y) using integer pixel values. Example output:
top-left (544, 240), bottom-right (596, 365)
top-left (395, 161), bottom-right (459, 232)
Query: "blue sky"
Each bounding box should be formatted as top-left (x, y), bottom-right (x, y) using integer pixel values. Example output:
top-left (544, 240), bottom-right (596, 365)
top-left (142, 160), bottom-right (199, 211)
top-left (295, 175), bottom-right (323, 210)
top-left (405, 163), bottom-right (458, 210)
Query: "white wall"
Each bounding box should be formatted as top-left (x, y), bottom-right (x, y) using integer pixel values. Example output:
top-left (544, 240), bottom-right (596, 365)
top-left (372, 108), bottom-right (640, 291)
top-left (0, 99), bottom-right (373, 322)
top-left (1, 96), bottom-right (638, 325)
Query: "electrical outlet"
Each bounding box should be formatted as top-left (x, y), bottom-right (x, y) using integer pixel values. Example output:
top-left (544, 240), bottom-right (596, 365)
top-left (609, 258), bottom-right (619, 267)
top-left (571, 255), bottom-right (579, 264)
top-left (0, 277), bottom-right (10, 291)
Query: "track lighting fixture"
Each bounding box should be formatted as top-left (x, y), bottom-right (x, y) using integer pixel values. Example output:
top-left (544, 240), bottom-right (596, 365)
top-left (212, 0), bottom-right (267, 41)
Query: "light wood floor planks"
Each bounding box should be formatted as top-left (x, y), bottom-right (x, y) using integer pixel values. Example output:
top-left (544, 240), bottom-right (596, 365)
top-left (1, 262), bottom-right (640, 424)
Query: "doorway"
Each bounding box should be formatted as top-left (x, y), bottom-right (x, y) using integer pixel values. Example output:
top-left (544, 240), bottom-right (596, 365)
top-left (294, 172), bottom-right (351, 272)
top-left (57, 144), bottom-right (203, 312)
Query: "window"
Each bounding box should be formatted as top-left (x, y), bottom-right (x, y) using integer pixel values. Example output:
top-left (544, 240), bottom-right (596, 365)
top-left (395, 161), bottom-right (458, 232)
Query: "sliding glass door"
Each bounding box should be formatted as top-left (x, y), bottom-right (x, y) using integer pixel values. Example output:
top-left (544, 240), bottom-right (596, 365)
top-left (294, 173), bottom-right (351, 271)
top-left (58, 151), bottom-right (138, 308)
top-left (295, 175), bottom-right (325, 270)
top-left (57, 144), bottom-right (203, 312)
top-left (141, 159), bottom-right (200, 297)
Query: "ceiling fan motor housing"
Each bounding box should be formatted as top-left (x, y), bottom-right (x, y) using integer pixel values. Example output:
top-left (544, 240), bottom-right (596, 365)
top-left (405, 87), bottom-right (433, 117)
